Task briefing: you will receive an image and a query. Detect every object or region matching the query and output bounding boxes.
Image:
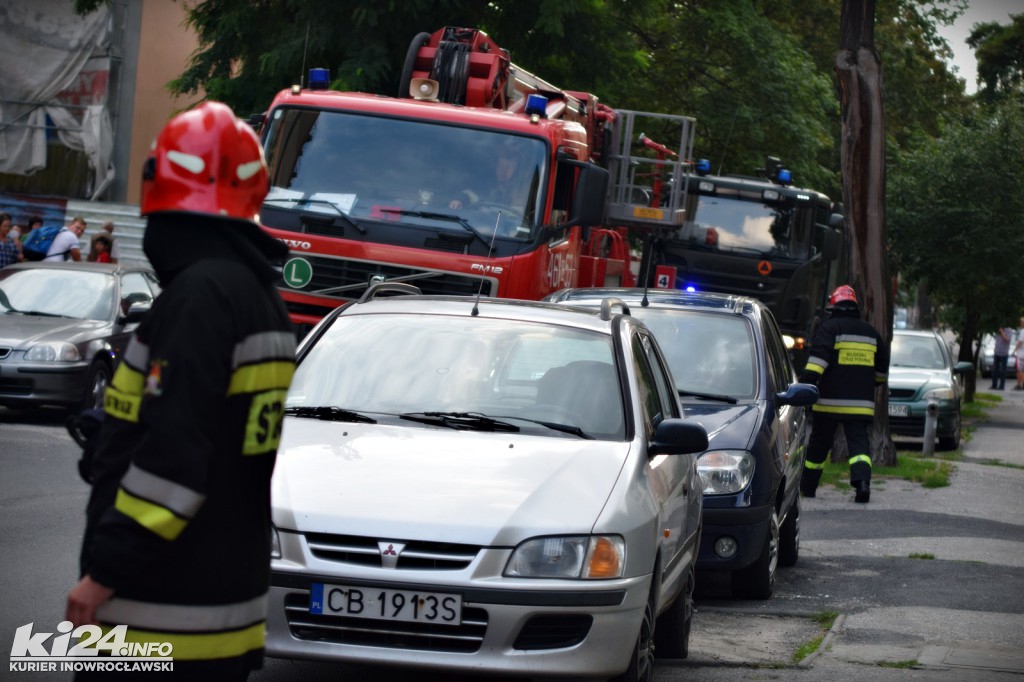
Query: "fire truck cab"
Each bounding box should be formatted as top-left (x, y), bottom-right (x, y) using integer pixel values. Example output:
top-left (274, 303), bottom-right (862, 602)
top-left (253, 26), bottom-right (696, 333)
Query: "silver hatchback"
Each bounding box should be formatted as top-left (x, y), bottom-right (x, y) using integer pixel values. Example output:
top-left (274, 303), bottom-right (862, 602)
top-left (266, 290), bottom-right (707, 680)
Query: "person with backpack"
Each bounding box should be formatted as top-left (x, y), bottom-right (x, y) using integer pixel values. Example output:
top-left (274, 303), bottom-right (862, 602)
top-left (43, 216), bottom-right (85, 261)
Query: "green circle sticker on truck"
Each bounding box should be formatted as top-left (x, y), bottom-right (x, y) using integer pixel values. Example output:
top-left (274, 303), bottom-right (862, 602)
top-left (283, 258), bottom-right (313, 288)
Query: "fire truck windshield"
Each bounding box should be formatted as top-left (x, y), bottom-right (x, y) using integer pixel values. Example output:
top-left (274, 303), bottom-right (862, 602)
top-left (261, 108), bottom-right (548, 241)
top-left (675, 194), bottom-right (812, 260)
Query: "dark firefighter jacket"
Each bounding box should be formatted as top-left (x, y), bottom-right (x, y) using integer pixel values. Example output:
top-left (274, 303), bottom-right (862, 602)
top-left (800, 309), bottom-right (889, 420)
top-left (80, 215), bottom-right (295, 666)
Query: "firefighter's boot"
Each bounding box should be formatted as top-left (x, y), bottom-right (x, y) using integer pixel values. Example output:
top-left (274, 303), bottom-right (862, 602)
top-left (800, 469), bottom-right (822, 498)
top-left (854, 480), bottom-right (871, 503)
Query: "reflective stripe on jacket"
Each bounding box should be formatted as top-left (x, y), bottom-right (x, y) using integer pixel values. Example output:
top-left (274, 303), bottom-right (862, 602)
top-left (802, 314), bottom-right (889, 421)
top-left (82, 256), bottom-right (295, 662)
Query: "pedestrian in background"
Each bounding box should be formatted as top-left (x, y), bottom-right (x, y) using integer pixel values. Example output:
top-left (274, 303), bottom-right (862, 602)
top-left (1014, 318), bottom-right (1024, 390)
top-left (0, 212), bottom-right (22, 267)
top-left (88, 233), bottom-right (113, 263)
top-left (44, 215), bottom-right (85, 261)
top-left (799, 285), bottom-right (890, 503)
top-left (101, 220), bottom-right (120, 263)
top-left (65, 102), bottom-right (296, 681)
top-left (991, 326), bottom-right (1013, 390)
top-left (24, 215), bottom-right (43, 239)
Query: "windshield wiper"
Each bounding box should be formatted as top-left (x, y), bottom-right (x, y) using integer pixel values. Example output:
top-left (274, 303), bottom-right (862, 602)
top-left (14, 309), bottom-right (71, 318)
top-left (501, 416), bottom-right (594, 439)
top-left (398, 411), bottom-right (519, 432)
top-left (678, 389), bottom-right (738, 404)
top-left (262, 197), bottom-right (365, 234)
top-left (284, 406), bottom-right (377, 423)
top-left (379, 209), bottom-right (493, 251)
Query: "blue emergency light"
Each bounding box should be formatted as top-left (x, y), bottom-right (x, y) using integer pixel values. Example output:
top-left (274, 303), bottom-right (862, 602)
top-left (308, 68), bottom-right (330, 90)
top-left (776, 168), bottom-right (792, 184)
top-left (525, 94), bottom-right (548, 118)
top-left (695, 159), bottom-right (711, 176)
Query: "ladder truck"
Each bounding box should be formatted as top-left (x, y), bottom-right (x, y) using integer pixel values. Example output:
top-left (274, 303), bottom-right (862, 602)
top-left (251, 26), bottom-right (696, 335)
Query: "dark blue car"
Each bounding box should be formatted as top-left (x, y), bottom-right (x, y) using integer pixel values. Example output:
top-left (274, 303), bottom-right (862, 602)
top-left (545, 288), bottom-right (818, 599)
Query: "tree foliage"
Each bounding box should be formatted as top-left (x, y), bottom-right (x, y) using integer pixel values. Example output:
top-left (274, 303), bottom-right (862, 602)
top-left (968, 13), bottom-right (1024, 103)
top-left (888, 99), bottom-right (1024, 358)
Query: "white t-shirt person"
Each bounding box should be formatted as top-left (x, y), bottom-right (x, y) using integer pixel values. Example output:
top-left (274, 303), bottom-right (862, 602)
top-left (44, 228), bottom-right (83, 261)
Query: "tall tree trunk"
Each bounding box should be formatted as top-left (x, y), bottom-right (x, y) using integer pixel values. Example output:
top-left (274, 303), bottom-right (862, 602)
top-left (836, 0), bottom-right (897, 465)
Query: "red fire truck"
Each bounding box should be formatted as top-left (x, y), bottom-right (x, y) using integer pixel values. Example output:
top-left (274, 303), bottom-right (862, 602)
top-left (252, 26), bottom-right (696, 333)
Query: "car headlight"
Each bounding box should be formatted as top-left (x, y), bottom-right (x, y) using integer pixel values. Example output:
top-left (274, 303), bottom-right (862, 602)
top-left (923, 387), bottom-right (955, 401)
top-left (25, 342), bottom-right (81, 362)
top-left (697, 450), bottom-right (755, 495)
top-left (504, 535), bottom-right (625, 579)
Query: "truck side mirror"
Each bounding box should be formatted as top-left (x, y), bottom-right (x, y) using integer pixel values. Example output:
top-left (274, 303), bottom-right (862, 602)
top-left (569, 163), bottom-right (609, 227)
top-left (828, 212), bottom-right (844, 229)
top-left (820, 227), bottom-right (840, 261)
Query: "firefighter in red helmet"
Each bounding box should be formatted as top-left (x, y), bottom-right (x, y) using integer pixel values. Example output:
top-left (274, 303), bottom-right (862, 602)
top-left (799, 285), bottom-right (890, 503)
top-left (66, 102), bottom-right (296, 680)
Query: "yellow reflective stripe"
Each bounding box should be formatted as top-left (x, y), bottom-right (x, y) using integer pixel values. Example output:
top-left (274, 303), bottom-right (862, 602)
top-left (228, 361), bottom-right (295, 396)
top-left (101, 622), bottom-right (264, 661)
top-left (834, 340), bottom-right (877, 352)
top-left (115, 489), bottom-right (188, 541)
top-left (805, 362), bottom-right (825, 375)
top-left (811, 403), bottom-right (876, 413)
top-left (849, 454), bottom-right (872, 467)
top-left (104, 386), bottom-right (142, 423)
top-left (243, 389), bottom-right (287, 455)
top-left (804, 460), bottom-right (826, 470)
top-left (111, 362), bottom-right (145, 395)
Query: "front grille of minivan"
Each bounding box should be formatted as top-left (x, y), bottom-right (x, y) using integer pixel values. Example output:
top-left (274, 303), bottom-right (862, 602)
top-left (283, 591), bottom-right (487, 652)
top-left (305, 533), bottom-right (480, 570)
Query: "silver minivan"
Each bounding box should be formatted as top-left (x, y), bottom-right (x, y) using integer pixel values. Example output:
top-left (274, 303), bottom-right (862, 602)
top-left (266, 291), bottom-right (707, 680)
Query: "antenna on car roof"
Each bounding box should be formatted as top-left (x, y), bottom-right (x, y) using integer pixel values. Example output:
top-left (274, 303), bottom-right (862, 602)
top-left (470, 212), bottom-right (502, 317)
top-left (641, 237), bottom-right (653, 308)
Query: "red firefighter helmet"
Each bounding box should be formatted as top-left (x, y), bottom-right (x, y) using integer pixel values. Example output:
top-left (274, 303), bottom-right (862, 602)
top-left (828, 285), bottom-right (859, 307)
top-left (140, 101), bottom-right (268, 221)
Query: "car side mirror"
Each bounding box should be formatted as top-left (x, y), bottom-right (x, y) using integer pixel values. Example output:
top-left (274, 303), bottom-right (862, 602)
top-left (120, 300), bottom-right (151, 324)
top-left (649, 418), bottom-right (708, 456)
top-left (777, 382), bottom-right (819, 406)
top-left (953, 361), bottom-right (974, 374)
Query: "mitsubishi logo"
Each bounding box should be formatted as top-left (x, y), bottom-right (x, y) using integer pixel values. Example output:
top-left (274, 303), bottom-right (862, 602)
top-left (378, 541), bottom-right (405, 569)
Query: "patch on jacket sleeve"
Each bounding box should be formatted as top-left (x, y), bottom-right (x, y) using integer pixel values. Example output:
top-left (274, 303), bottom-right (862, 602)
top-left (144, 359), bottom-right (168, 397)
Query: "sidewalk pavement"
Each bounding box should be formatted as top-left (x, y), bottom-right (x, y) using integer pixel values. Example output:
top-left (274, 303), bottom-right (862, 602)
top-left (806, 385), bottom-right (1024, 679)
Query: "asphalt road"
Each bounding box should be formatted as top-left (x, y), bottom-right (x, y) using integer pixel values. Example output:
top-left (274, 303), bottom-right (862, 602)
top-left (2, 405), bottom-right (1022, 681)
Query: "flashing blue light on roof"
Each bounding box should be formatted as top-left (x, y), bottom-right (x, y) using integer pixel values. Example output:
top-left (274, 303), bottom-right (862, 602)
top-left (525, 94), bottom-right (548, 118)
top-left (776, 168), bottom-right (793, 184)
top-left (696, 159), bottom-right (711, 175)
top-left (684, 284), bottom-right (697, 293)
top-left (308, 68), bottom-right (330, 90)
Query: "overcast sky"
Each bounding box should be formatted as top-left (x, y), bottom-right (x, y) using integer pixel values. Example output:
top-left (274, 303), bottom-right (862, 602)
top-left (933, 0), bottom-right (1023, 94)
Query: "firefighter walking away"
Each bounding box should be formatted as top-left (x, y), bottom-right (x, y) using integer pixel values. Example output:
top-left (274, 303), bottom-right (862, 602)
top-left (799, 285), bottom-right (890, 503)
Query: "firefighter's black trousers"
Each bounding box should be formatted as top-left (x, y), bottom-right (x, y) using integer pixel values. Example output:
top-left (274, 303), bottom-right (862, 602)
top-left (803, 414), bottom-right (872, 489)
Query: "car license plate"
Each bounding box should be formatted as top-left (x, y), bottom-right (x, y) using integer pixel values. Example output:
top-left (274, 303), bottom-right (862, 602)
top-left (889, 404), bottom-right (909, 417)
top-left (309, 583), bottom-right (462, 625)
